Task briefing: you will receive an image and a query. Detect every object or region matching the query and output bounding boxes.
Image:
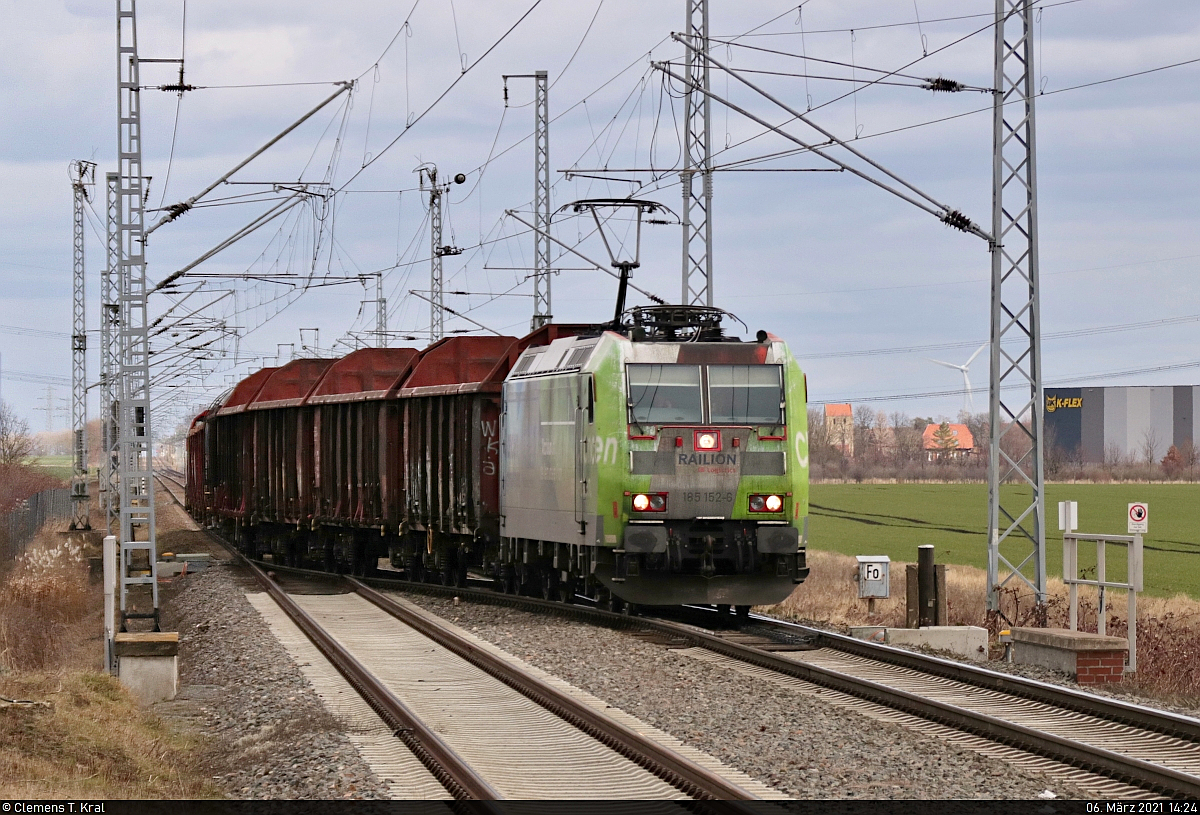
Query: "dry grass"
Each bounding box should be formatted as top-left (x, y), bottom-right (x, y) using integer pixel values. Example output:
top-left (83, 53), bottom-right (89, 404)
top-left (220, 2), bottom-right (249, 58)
top-left (764, 548), bottom-right (1200, 703)
top-left (0, 533), bottom-right (92, 672)
top-left (0, 531), bottom-right (221, 799)
top-left (0, 671), bottom-right (219, 799)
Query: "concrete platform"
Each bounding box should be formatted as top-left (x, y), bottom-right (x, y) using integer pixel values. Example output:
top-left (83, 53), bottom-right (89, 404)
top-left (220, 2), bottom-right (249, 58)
top-left (114, 632), bottom-right (179, 705)
top-left (1011, 627), bottom-right (1128, 684)
top-left (849, 625), bottom-right (989, 662)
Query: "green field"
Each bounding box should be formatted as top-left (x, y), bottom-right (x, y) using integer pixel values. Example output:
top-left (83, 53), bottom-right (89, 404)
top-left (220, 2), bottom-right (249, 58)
top-left (808, 483), bottom-right (1200, 599)
top-left (30, 455), bottom-right (73, 482)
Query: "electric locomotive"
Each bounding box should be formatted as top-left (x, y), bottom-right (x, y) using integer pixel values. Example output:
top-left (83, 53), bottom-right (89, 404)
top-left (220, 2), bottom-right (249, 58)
top-left (498, 305), bottom-right (810, 610)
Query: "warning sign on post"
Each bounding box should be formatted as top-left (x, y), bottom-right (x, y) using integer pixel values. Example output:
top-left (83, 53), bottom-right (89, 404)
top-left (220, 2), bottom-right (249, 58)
top-left (1128, 502), bottom-right (1148, 534)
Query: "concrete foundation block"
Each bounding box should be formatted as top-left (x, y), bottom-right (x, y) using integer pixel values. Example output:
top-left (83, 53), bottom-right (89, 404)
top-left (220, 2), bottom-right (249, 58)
top-left (1011, 627), bottom-right (1127, 684)
top-left (848, 625), bottom-right (989, 662)
top-left (885, 626), bottom-right (989, 662)
top-left (114, 632), bottom-right (179, 705)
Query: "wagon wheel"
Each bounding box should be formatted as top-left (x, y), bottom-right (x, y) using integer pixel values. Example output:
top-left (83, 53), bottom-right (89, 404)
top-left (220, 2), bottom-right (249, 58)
top-left (735, 605), bottom-right (751, 623)
top-left (501, 563), bottom-right (518, 594)
top-left (407, 555), bottom-right (425, 584)
top-left (541, 569), bottom-right (559, 601)
top-left (558, 576), bottom-right (576, 604)
top-left (440, 550), bottom-right (457, 587)
top-left (518, 562), bottom-right (537, 596)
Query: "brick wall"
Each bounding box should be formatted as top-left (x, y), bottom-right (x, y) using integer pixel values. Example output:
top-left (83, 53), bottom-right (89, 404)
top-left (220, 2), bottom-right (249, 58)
top-left (1075, 650), bottom-right (1127, 685)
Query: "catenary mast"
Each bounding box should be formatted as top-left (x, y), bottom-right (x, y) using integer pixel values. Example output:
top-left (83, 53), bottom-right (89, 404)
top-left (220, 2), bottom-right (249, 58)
top-left (681, 0), bottom-right (713, 307)
top-left (70, 160), bottom-right (96, 531)
top-left (987, 0), bottom-right (1046, 614)
top-left (116, 0), bottom-right (160, 628)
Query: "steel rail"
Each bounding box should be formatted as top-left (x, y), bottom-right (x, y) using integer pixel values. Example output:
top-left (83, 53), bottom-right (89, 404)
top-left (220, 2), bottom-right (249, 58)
top-left (236, 559), bottom-right (502, 801)
top-left (347, 576), bottom-right (1200, 798)
top-left (747, 614), bottom-right (1200, 743)
top-left (347, 577), bottom-right (761, 802)
top-left (152, 476), bottom-right (499, 801)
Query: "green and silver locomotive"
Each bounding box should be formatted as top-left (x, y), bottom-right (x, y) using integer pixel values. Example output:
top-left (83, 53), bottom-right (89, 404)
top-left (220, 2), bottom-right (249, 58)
top-left (499, 306), bottom-right (810, 611)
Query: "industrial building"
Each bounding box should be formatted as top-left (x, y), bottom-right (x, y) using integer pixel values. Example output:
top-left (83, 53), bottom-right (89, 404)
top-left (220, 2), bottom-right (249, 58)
top-left (1043, 386), bottom-right (1199, 462)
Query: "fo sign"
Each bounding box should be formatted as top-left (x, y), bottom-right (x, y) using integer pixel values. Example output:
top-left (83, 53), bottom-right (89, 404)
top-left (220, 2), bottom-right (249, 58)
top-left (1128, 502), bottom-right (1148, 534)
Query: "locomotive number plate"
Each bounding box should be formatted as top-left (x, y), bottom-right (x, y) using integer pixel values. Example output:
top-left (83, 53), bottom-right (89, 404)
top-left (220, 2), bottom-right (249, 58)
top-left (680, 491), bottom-right (734, 504)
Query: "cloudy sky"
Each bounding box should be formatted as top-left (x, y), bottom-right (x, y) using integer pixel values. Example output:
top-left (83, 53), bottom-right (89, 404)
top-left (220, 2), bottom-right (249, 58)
top-left (2, 0), bottom-right (1199, 434)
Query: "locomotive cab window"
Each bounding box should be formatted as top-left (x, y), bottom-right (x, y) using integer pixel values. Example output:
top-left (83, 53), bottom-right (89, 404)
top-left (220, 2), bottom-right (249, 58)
top-left (627, 364), bottom-right (703, 424)
top-left (708, 365), bottom-right (784, 425)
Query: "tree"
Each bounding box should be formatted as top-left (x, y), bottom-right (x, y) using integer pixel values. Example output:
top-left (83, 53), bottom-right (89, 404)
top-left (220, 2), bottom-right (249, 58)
top-left (0, 401), bottom-right (34, 465)
top-left (1162, 445), bottom-right (1183, 479)
top-left (932, 421), bottom-right (959, 455)
top-left (1140, 426), bottom-right (1162, 468)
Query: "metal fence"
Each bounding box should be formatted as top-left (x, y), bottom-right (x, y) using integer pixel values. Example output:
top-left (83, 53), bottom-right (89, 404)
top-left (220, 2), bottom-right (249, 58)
top-left (0, 488), bottom-right (71, 563)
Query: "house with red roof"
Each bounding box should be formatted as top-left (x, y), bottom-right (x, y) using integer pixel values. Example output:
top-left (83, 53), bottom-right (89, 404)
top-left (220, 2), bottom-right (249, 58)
top-left (923, 422), bottom-right (975, 461)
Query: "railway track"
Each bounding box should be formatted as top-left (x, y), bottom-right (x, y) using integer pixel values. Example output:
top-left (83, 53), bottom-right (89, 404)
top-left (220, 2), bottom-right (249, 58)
top-left (155, 471), bottom-right (1200, 799)
top-left (154, 471), bottom-right (770, 801)
top-left (357, 582), bottom-right (1200, 799)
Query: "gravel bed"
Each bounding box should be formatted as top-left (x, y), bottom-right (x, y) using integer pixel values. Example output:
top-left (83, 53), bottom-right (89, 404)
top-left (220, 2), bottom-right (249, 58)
top-left (159, 563), bottom-right (392, 799)
top-left (153, 491), bottom-right (393, 799)
top-left (397, 593), bottom-right (1091, 800)
top-left (765, 617), bottom-right (1200, 720)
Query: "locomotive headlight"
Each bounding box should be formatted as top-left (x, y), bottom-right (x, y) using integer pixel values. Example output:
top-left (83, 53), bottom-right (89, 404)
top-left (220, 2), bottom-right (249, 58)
top-left (695, 430), bottom-right (719, 450)
top-left (749, 493), bottom-right (784, 513)
top-left (632, 493), bottom-right (667, 512)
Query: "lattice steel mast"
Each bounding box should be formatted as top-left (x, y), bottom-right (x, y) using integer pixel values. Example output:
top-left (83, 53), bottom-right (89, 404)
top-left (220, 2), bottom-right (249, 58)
top-left (116, 0), bottom-right (159, 628)
top-left (681, 0), bottom-right (713, 306)
top-left (987, 0), bottom-right (1046, 613)
top-left (101, 172), bottom-right (120, 535)
top-left (532, 70), bottom-right (551, 328)
top-left (70, 160), bottom-right (96, 531)
top-left (424, 166), bottom-right (444, 343)
top-left (375, 271), bottom-right (387, 347)
top-left (503, 70), bottom-right (553, 329)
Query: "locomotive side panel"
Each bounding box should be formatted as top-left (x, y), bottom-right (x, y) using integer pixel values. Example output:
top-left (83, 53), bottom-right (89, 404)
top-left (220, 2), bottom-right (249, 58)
top-left (500, 373), bottom-right (584, 545)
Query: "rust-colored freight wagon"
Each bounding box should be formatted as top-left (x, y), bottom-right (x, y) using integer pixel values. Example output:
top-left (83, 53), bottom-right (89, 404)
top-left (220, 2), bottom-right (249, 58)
top-left (206, 367), bottom-right (276, 520)
top-left (184, 409), bottom-right (209, 513)
top-left (243, 358), bottom-right (335, 525)
top-left (189, 325), bottom-right (589, 578)
top-left (307, 347), bottom-right (419, 528)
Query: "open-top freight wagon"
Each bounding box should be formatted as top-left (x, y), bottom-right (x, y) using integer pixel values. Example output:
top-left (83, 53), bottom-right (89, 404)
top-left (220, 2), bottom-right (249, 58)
top-left (187, 308), bottom-right (810, 611)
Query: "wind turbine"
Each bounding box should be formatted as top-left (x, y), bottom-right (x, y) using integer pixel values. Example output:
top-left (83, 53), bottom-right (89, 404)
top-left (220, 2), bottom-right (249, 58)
top-left (928, 343), bottom-right (988, 414)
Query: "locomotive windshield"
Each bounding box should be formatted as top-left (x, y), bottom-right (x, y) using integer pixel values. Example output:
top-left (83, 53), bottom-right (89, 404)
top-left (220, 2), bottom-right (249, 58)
top-left (709, 365), bottom-right (783, 424)
top-left (627, 364), bottom-right (704, 423)
top-left (627, 363), bottom-right (784, 425)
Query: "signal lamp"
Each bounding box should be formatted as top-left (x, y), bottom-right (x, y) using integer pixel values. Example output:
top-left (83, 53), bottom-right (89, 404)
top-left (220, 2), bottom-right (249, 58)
top-left (694, 430), bottom-right (720, 451)
top-left (632, 493), bottom-right (667, 512)
top-left (749, 493), bottom-right (783, 513)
